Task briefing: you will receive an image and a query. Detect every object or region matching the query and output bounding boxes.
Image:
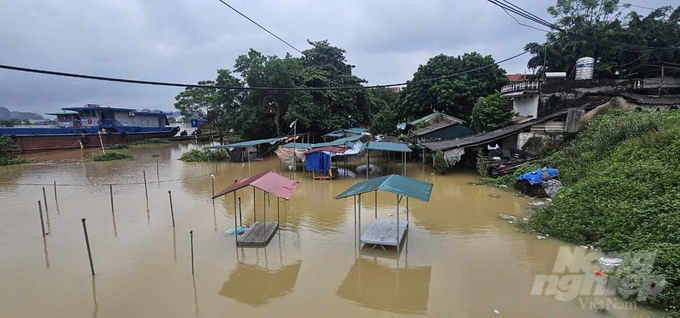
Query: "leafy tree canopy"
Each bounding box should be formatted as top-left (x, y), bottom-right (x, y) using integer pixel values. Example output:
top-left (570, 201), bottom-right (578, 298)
top-left (395, 52), bottom-right (508, 122)
top-left (525, 0), bottom-right (680, 78)
top-left (470, 91), bottom-right (516, 133)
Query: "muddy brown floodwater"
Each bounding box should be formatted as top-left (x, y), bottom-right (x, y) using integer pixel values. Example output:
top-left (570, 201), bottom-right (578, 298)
top-left (0, 142), bottom-right (666, 317)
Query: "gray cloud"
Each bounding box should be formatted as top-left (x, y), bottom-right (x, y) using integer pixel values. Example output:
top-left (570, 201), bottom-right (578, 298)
top-left (0, 0), bottom-right (670, 115)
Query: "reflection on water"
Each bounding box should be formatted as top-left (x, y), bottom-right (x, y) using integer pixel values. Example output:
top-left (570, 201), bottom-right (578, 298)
top-left (220, 260), bottom-right (302, 307)
top-left (336, 256), bottom-right (431, 315)
top-left (0, 142), bottom-right (665, 318)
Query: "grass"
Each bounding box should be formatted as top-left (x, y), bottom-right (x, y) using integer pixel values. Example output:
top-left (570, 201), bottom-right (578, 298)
top-left (129, 138), bottom-right (169, 145)
top-left (106, 144), bottom-right (130, 150)
top-left (92, 152), bottom-right (134, 161)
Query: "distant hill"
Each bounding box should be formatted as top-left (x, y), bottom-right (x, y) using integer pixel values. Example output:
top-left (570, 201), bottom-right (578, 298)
top-left (0, 107), bottom-right (44, 120)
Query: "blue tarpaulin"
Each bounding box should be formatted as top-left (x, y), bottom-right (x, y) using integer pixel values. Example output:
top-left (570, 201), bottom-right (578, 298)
top-left (516, 168), bottom-right (559, 185)
top-left (305, 152), bottom-right (331, 174)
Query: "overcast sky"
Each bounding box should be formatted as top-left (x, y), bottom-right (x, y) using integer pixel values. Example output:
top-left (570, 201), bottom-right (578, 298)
top-left (0, 0), bottom-right (669, 114)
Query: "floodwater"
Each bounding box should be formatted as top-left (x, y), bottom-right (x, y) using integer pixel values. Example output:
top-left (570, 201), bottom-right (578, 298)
top-left (0, 142), bottom-right (666, 317)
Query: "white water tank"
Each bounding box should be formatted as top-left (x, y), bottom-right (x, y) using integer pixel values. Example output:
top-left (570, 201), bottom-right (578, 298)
top-left (575, 57), bottom-right (595, 80)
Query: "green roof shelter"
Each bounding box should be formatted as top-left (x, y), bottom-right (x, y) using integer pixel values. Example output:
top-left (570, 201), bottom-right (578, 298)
top-left (334, 175), bottom-right (433, 252)
top-left (365, 141), bottom-right (412, 178)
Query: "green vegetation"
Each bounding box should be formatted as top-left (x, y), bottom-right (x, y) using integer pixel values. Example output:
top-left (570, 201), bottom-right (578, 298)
top-left (526, 0), bottom-right (680, 78)
top-left (180, 149), bottom-right (230, 162)
top-left (196, 135), bottom-right (213, 142)
top-left (151, 154), bottom-right (161, 158)
top-left (0, 118), bottom-right (29, 127)
top-left (398, 134), bottom-right (408, 141)
top-left (503, 110), bottom-right (680, 312)
top-left (92, 152), bottom-right (134, 161)
top-left (413, 121), bottom-right (430, 130)
top-left (476, 150), bottom-right (489, 177)
top-left (433, 151), bottom-right (448, 174)
top-left (106, 144), bottom-right (130, 150)
top-left (130, 138), bottom-right (169, 145)
top-left (470, 92), bottom-right (516, 133)
top-left (0, 135), bottom-right (26, 166)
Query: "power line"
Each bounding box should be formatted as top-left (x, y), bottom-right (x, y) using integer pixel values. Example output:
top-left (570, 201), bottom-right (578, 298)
top-left (626, 3), bottom-right (657, 11)
top-left (487, 0), bottom-right (680, 52)
top-left (501, 7), bottom-right (551, 33)
top-left (215, 0), bottom-right (303, 54)
top-left (0, 51), bottom-right (528, 91)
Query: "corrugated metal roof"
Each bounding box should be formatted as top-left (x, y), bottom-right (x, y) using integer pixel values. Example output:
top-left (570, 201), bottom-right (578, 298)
top-left (280, 142), bottom-right (313, 149)
top-left (334, 175), bottom-right (433, 202)
top-left (366, 141), bottom-right (412, 152)
top-left (407, 112), bottom-right (466, 126)
top-left (205, 137), bottom-right (285, 149)
top-left (410, 121), bottom-right (456, 136)
top-left (212, 171), bottom-right (300, 200)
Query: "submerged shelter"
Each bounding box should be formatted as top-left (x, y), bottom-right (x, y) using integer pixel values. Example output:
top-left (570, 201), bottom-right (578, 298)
top-left (212, 171), bottom-right (300, 246)
top-left (335, 175), bottom-right (433, 252)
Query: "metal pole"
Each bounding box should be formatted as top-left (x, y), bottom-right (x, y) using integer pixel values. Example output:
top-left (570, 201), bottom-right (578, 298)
top-left (109, 184), bottom-right (114, 213)
top-left (366, 151), bottom-right (369, 179)
top-left (156, 160), bottom-right (160, 183)
top-left (253, 187), bottom-right (256, 222)
top-left (293, 122), bottom-right (297, 175)
top-left (53, 181), bottom-right (58, 201)
top-left (238, 197), bottom-right (242, 227)
top-left (242, 148), bottom-right (245, 179)
top-left (263, 190), bottom-right (266, 224)
top-left (42, 187), bottom-right (49, 214)
top-left (234, 193), bottom-right (238, 245)
top-left (168, 191), bottom-right (175, 227)
top-left (211, 175), bottom-right (215, 197)
top-left (358, 194), bottom-right (361, 246)
top-left (375, 191), bottom-right (378, 219)
top-left (190, 231), bottom-right (194, 275)
top-left (81, 218), bottom-right (95, 276)
top-left (277, 197), bottom-right (280, 224)
top-left (406, 197), bottom-right (409, 226)
top-left (38, 201), bottom-right (46, 237)
top-left (143, 171), bottom-right (148, 201)
top-left (397, 195), bottom-right (400, 253)
top-left (354, 196), bottom-right (356, 224)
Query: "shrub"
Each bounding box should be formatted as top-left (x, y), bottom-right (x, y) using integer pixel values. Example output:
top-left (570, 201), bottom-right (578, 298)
top-left (93, 152), bottom-right (134, 161)
top-left (476, 150), bottom-right (489, 176)
top-left (0, 135), bottom-right (26, 166)
top-left (433, 151), bottom-right (448, 174)
top-left (196, 135), bottom-right (213, 142)
top-left (180, 149), bottom-right (230, 162)
top-left (398, 134), bottom-right (408, 141)
top-left (414, 121), bottom-right (430, 130)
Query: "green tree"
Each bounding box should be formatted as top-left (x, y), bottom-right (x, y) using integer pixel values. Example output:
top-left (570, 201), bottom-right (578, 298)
top-left (173, 69), bottom-right (242, 133)
top-left (470, 91), bottom-right (516, 132)
top-left (396, 52), bottom-right (508, 121)
top-left (525, 1), bottom-right (680, 78)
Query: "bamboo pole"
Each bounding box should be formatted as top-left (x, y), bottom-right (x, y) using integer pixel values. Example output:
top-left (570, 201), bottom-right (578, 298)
top-left (38, 201), bottom-right (46, 237)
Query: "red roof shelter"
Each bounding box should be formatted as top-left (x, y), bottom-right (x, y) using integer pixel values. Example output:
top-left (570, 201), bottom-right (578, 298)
top-left (213, 171), bottom-right (300, 246)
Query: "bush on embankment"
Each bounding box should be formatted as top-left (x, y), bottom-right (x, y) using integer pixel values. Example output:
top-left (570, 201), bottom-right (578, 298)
top-left (513, 110), bottom-right (680, 312)
top-left (130, 138), bottom-right (169, 145)
top-left (0, 135), bottom-right (26, 166)
top-left (180, 149), bottom-right (230, 162)
top-left (93, 152), bottom-right (134, 161)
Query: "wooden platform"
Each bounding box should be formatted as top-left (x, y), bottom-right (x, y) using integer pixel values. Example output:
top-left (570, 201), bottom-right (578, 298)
top-left (360, 219), bottom-right (408, 247)
top-left (237, 221), bottom-right (278, 246)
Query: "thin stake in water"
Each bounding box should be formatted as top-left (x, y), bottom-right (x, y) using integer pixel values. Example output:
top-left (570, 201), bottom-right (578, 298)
top-left (109, 184), bottom-right (114, 213)
top-left (143, 171), bottom-right (148, 201)
top-left (38, 201), bottom-right (46, 237)
top-left (190, 230), bottom-right (195, 275)
top-left (42, 187), bottom-right (49, 214)
top-left (168, 191), bottom-right (176, 227)
top-left (81, 218), bottom-right (95, 276)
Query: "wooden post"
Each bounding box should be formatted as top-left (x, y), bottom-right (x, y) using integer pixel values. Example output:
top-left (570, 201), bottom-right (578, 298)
top-left (109, 184), bottom-right (114, 213)
top-left (156, 160), bottom-right (160, 183)
top-left (168, 191), bottom-right (175, 227)
top-left (42, 187), bottom-right (49, 214)
top-left (190, 231), bottom-right (195, 275)
top-left (143, 171), bottom-right (148, 200)
top-left (53, 181), bottom-right (58, 201)
top-left (38, 201), bottom-right (46, 237)
top-left (81, 218), bottom-right (95, 276)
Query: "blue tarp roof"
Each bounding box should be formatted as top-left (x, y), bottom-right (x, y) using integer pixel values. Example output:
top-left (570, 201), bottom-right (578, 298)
top-left (367, 141), bottom-right (412, 152)
top-left (335, 175), bottom-right (433, 202)
top-left (205, 137), bottom-right (286, 149)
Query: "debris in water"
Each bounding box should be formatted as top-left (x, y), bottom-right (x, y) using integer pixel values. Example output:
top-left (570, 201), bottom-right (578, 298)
top-left (527, 201), bottom-right (548, 206)
top-left (494, 309), bottom-right (500, 314)
top-left (490, 194), bottom-right (500, 198)
top-left (537, 236), bottom-right (548, 240)
top-left (498, 214), bottom-right (518, 221)
top-left (593, 270), bottom-right (608, 277)
top-left (225, 226), bottom-right (248, 235)
top-left (498, 185), bottom-right (508, 188)
top-left (599, 257), bottom-right (622, 269)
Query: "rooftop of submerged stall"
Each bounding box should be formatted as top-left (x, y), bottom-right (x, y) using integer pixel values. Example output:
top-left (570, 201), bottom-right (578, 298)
top-left (212, 171), bottom-right (300, 200)
top-left (335, 175), bottom-right (433, 202)
top-left (366, 141), bottom-right (412, 153)
top-left (204, 137), bottom-right (287, 149)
